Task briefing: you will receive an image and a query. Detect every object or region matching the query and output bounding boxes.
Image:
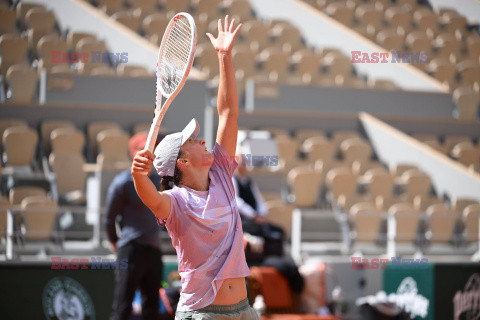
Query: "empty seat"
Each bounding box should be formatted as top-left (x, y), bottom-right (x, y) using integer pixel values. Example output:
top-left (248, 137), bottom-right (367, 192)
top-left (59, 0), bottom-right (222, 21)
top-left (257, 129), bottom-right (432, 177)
top-left (96, 129), bottom-right (131, 169)
top-left (192, 0), bottom-right (221, 17)
top-left (457, 60), bottom-right (480, 86)
top-left (2, 126), bottom-right (38, 167)
top-left (369, 79), bottom-right (399, 90)
top-left (142, 13), bottom-right (170, 45)
top-left (128, 0), bottom-right (158, 18)
top-left (325, 167), bottom-right (357, 204)
top-left (355, 4), bottom-right (383, 28)
top-left (349, 204), bottom-right (383, 242)
top-left (443, 134), bottom-right (472, 152)
top-left (163, 0), bottom-right (190, 13)
top-left (257, 48), bottom-right (290, 81)
top-left (66, 32), bottom-right (96, 51)
top-left (49, 153), bottom-right (87, 205)
top-left (290, 50), bottom-right (322, 78)
top-left (9, 186), bottom-right (48, 205)
top-left (275, 135), bottom-right (299, 163)
top-left (340, 138), bottom-right (372, 166)
top-left (21, 195), bottom-right (58, 241)
top-left (0, 7), bottom-right (17, 35)
top-left (463, 204), bottom-right (480, 242)
top-left (402, 169), bottom-right (432, 203)
top-left (302, 136), bottom-right (335, 163)
top-left (425, 58), bottom-right (457, 88)
top-left (87, 121), bottom-right (121, 157)
top-left (390, 163), bottom-right (419, 176)
top-left (75, 38), bottom-right (110, 74)
top-left (51, 128), bottom-right (85, 155)
top-left (37, 35), bottom-right (69, 72)
top-left (241, 21), bottom-right (270, 52)
top-left (265, 200), bottom-right (294, 240)
top-left (376, 29), bottom-right (404, 52)
top-left (384, 6), bottom-right (412, 32)
top-left (330, 130), bottom-right (359, 153)
top-left (426, 203), bottom-right (458, 243)
top-left (325, 2), bottom-right (354, 26)
top-left (0, 33), bottom-right (29, 77)
top-left (232, 45), bottom-right (257, 77)
top-left (25, 8), bottom-right (55, 32)
top-left (321, 53), bottom-right (353, 78)
top-left (112, 10), bottom-right (141, 32)
top-left (363, 169), bottom-right (395, 209)
top-left (388, 202), bottom-right (420, 242)
top-left (453, 198), bottom-right (479, 214)
top-left (98, 0), bottom-right (125, 15)
top-left (16, 2), bottom-right (46, 29)
top-left (287, 166), bottom-right (322, 207)
top-left (270, 24), bottom-right (304, 54)
top-left (451, 142), bottom-right (480, 171)
top-left (40, 120), bottom-right (75, 154)
top-left (195, 42), bottom-right (219, 79)
top-left (223, 0), bottom-right (253, 21)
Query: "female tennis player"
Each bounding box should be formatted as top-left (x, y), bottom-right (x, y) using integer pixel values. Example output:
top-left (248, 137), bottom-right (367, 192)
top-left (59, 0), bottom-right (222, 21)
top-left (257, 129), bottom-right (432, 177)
top-left (131, 16), bottom-right (260, 320)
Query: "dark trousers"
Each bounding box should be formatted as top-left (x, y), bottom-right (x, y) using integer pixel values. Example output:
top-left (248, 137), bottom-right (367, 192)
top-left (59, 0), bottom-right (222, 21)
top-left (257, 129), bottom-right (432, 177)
top-left (112, 241), bottom-right (163, 320)
top-left (242, 217), bottom-right (284, 258)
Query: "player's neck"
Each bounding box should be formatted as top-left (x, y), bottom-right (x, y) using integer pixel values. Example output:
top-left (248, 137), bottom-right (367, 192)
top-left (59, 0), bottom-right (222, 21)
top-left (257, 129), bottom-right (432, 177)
top-left (181, 168), bottom-right (210, 191)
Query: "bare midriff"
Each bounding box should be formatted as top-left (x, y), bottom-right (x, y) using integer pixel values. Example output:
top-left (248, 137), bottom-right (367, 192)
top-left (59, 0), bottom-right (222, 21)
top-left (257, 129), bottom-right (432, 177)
top-left (211, 277), bottom-right (247, 305)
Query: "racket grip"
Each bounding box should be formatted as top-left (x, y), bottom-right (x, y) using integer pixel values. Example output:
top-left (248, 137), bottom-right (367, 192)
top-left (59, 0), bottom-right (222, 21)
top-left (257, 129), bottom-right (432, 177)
top-left (145, 122), bottom-right (160, 153)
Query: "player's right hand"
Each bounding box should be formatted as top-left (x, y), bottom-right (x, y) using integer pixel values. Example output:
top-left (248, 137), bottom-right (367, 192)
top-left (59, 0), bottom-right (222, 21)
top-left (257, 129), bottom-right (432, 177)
top-left (131, 149), bottom-right (155, 176)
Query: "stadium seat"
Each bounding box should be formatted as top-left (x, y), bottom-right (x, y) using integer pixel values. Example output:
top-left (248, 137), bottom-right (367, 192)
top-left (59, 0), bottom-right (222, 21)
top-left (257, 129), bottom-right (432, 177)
top-left (112, 10), bottom-right (142, 33)
top-left (265, 200), bottom-right (294, 240)
top-left (402, 169), bottom-right (432, 203)
top-left (390, 163), bottom-right (419, 176)
top-left (325, 3), bottom-right (355, 27)
top-left (66, 32), bottom-right (97, 51)
top-left (192, 0), bottom-right (221, 18)
top-left (0, 33), bottom-right (29, 77)
top-left (49, 153), bottom-right (87, 205)
top-left (276, 135), bottom-right (300, 163)
top-left (412, 8), bottom-right (439, 34)
top-left (37, 35), bottom-right (69, 72)
top-left (384, 6), bottom-right (412, 33)
top-left (257, 48), bottom-right (290, 81)
top-left (369, 79), bottom-right (399, 90)
top-left (425, 58), bottom-right (456, 89)
top-left (325, 167), bottom-right (357, 205)
top-left (339, 138), bottom-right (373, 167)
top-left (349, 203), bottom-right (383, 242)
top-left (195, 42), bottom-right (219, 79)
top-left (25, 8), bottom-right (56, 32)
top-left (0, 7), bottom-right (16, 35)
top-left (355, 4), bottom-right (383, 29)
top-left (452, 198), bottom-right (479, 214)
top-left (223, 0), bottom-right (253, 21)
top-left (128, 0), bottom-right (158, 18)
top-left (142, 13), bottom-right (170, 45)
top-left (443, 134), bottom-right (472, 152)
top-left (2, 126), bottom-right (38, 167)
top-left (40, 120), bottom-right (75, 154)
top-left (376, 29), bottom-right (404, 52)
top-left (330, 130), bottom-right (359, 154)
top-left (271, 24), bottom-right (304, 54)
top-left (302, 136), bottom-right (334, 164)
top-left (87, 121), bottom-right (121, 157)
top-left (287, 166), bottom-right (322, 207)
top-left (451, 141), bottom-right (480, 171)
top-left (242, 21), bottom-right (270, 52)
top-left (457, 60), bottom-right (480, 87)
top-left (232, 44), bottom-right (257, 77)
top-left (9, 186), bottom-right (48, 205)
top-left (16, 2), bottom-right (46, 29)
top-left (96, 129), bottom-right (131, 169)
top-left (75, 38), bottom-right (110, 74)
top-left (50, 127), bottom-right (85, 155)
top-left (98, 0), bottom-right (125, 16)
top-left (163, 0), bottom-right (190, 14)
top-left (426, 203), bottom-right (458, 243)
top-left (462, 204), bottom-right (480, 242)
top-left (388, 202), bottom-right (420, 242)
top-left (21, 195), bottom-right (58, 241)
top-left (89, 64), bottom-right (116, 76)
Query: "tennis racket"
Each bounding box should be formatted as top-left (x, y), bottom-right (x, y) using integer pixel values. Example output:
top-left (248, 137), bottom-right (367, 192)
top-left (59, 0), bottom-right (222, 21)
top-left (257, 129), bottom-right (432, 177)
top-left (144, 12), bottom-right (197, 152)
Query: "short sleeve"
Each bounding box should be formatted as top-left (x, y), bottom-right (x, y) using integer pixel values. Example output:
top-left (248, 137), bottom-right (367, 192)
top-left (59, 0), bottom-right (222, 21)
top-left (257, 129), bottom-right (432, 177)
top-left (156, 190), bottom-right (176, 228)
top-left (212, 142), bottom-right (238, 177)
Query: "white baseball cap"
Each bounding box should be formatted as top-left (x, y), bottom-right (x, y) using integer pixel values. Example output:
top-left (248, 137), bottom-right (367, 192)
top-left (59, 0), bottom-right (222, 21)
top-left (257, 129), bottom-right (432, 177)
top-left (153, 118), bottom-right (200, 177)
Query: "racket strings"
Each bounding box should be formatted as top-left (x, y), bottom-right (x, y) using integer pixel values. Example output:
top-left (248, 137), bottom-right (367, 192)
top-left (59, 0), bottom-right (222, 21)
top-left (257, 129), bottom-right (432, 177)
top-left (159, 16), bottom-right (193, 95)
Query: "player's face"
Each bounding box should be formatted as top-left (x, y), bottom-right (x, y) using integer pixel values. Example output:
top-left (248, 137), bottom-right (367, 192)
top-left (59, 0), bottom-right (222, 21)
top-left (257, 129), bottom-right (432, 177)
top-left (180, 138), bottom-right (213, 169)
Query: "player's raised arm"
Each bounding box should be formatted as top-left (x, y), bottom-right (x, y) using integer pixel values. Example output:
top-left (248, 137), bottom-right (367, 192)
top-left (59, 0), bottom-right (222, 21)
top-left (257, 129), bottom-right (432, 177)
top-left (131, 149), bottom-right (171, 220)
top-left (206, 16), bottom-right (242, 157)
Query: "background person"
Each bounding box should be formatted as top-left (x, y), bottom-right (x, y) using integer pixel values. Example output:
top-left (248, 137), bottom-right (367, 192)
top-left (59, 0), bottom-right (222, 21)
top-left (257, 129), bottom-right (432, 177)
top-left (105, 132), bottom-right (164, 320)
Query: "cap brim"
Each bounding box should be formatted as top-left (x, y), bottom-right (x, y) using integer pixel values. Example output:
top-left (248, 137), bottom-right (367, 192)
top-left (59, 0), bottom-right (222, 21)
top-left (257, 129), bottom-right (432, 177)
top-left (181, 118), bottom-right (200, 145)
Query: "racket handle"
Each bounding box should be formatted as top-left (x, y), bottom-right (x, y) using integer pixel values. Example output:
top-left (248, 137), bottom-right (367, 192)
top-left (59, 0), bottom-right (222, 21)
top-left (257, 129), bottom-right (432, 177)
top-left (145, 122), bottom-right (160, 153)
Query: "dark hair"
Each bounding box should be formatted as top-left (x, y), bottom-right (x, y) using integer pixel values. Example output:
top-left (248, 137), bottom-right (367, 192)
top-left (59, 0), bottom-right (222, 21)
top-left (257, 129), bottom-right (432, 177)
top-left (160, 150), bottom-right (183, 191)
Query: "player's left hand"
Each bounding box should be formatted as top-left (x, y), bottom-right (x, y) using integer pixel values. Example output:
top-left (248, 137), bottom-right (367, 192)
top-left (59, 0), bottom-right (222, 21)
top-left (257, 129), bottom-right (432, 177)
top-left (206, 15), bottom-right (242, 54)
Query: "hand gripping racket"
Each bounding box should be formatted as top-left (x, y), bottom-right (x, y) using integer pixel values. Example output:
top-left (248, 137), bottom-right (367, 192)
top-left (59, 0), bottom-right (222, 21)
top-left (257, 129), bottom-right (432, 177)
top-left (144, 12), bottom-right (197, 152)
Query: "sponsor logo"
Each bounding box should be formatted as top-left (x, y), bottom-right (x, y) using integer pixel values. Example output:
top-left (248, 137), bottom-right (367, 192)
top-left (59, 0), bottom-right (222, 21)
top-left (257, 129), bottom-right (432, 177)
top-left (453, 273), bottom-right (480, 320)
top-left (351, 51), bottom-right (428, 63)
top-left (51, 51), bottom-right (128, 64)
top-left (394, 277), bottom-right (429, 318)
top-left (51, 256), bottom-right (128, 270)
top-left (42, 276), bottom-right (95, 320)
top-left (351, 257), bottom-right (429, 269)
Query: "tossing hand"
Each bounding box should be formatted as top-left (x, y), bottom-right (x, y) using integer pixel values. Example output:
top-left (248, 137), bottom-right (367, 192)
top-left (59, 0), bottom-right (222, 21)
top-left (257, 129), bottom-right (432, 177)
top-left (131, 149), bottom-right (154, 176)
top-left (206, 15), bottom-right (242, 54)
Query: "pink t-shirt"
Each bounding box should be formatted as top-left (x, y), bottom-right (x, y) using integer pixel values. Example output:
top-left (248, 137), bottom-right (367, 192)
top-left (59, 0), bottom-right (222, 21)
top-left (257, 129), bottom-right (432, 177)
top-left (157, 142), bottom-right (250, 311)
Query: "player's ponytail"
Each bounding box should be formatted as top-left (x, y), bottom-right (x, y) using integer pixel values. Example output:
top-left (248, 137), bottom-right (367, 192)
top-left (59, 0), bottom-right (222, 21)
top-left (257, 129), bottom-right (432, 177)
top-left (160, 150), bottom-right (183, 191)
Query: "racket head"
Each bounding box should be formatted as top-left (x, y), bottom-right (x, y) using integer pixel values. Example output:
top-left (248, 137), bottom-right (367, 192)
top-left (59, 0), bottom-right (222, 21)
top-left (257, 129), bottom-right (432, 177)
top-left (156, 12), bottom-right (197, 106)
